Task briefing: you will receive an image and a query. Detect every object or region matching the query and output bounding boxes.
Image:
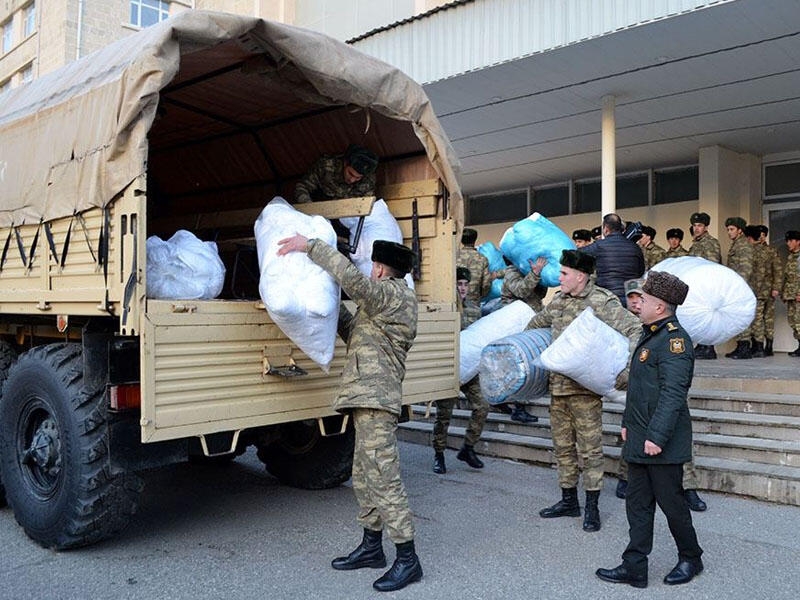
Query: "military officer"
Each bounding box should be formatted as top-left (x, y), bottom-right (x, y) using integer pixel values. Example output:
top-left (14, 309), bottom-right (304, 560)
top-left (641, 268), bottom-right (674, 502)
top-left (638, 226), bottom-right (667, 270)
top-left (665, 228), bottom-right (689, 257)
top-left (758, 225), bottom-right (783, 356)
top-left (527, 250), bottom-right (640, 533)
top-left (596, 271), bottom-right (703, 589)
top-left (781, 230), bottom-right (800, 356)
top-left (724, 217), bottom-right (755, 359)
top-left (688, 212), bottom-right (721, 359)
top-left (433, 267), bottom-right (491, 473)
top-left (276, 235), bottom-right (422, 593)
top-left (458, 228), bottom-right (495, 304)
top-left (294, 144), bottom-right (379, 204)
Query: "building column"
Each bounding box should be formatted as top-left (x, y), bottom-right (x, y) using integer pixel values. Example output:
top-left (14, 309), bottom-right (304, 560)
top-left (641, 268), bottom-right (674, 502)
top-left (601, 95), bottom-right (616, 220)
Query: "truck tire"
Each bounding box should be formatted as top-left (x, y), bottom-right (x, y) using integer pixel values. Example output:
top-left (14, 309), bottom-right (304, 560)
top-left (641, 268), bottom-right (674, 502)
top-left (0, 343), bottom-right (142, 549)
top-left (256, 420), bottom-right (354, 490)
top-left (0, 340), bottom-right (19, 507)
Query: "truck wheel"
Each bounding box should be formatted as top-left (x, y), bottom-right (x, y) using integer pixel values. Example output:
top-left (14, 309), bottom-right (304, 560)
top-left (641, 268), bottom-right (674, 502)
top-left (256, 420), bottom-right (354, 490)
top-left (0, 343), bottom-right (142, 549)
top-left (0, 340), bottom-right (19, 507)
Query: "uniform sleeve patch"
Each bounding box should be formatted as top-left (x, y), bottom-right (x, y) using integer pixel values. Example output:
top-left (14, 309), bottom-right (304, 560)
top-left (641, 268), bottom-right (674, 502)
top-left (638, 348), bottom-right (650, 362)
top-left (670, 338), bottom-right (686, 353)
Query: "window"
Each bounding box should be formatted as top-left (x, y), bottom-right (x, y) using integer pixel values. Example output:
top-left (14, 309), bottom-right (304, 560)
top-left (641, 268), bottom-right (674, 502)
top-left (574, 180), bottom-right (601, 214)
top-left (616, 173), bottom-right (649, 209)
top-left (532, 185), bottom-right (569, 217)
top-left (24, 3), bottom-right (35, 38)
top-left (20, 63), bottom-right (33, 84)
top-left (653, 166), bottom-right (698, 205)
top-left (2, 19), bottom-right (12, 54)
top-left (130, 0), bottom-right (170, 28)
top-left (764, 162), bottom-right (800, 200)
top-left (466, 190), bottom-right (528, 225)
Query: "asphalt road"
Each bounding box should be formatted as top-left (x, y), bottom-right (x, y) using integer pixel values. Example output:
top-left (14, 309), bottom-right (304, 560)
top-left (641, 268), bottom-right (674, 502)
top-left (1, 442), bottom-right (798, 600)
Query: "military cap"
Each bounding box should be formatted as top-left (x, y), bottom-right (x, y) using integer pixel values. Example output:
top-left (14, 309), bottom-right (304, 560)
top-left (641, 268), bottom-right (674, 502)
top-left (690, 212), bottom-right (711, 226)
top-left (786, 230), bottom-right (800, 241)
top-left (642, 270), bottom-right (689, 306)
top-left (641, 225), bottom-right (656, 239)
top-left (590, 226), bottom-right (603, 239)
top-left (666, 228), bottom-right (684, 241)
top-left (456, 266), bottom-right (471, 282)
top-left (624, 278), bottom-right (645, 297)
top-left (757, 225), bottom-right (769, 236)
top-left (461, 228), bottom-right (478, 244)
top-left (344, 144), bottom-right (379, 175)
top-left (372, 240), bottom-right (416, 274)
top-left (725, 216), bottom-right (746, 230)
top-left (744, 225), bottom-right (761, 240)
top-left (572, 229), bottom-right (592, 242)
top-left (560, 249), bottom-right (595, 275)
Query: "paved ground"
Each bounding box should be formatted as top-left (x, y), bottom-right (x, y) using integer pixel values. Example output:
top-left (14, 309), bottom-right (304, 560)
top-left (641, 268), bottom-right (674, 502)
top-left (1, 442), bottom-right (798, 600)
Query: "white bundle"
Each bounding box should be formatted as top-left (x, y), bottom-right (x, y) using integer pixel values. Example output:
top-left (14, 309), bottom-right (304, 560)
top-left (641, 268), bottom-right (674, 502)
top-left (145, 230), bottom-right (225, 300)
top-left (255, 197), bottom-right (339, 371)
top-left (534, 307), bottom-right (629, 397)
top-left (340, 199), bottom-right (414, 289)
top-left (651, 256), bottom-right (756, 345)
top-left (460, 300), bottom-right (535, 384)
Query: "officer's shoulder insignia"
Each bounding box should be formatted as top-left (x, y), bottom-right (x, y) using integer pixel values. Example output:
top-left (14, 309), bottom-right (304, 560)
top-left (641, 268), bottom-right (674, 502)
top-left (666, 322), bottom-right (678, 331)
top-left (639, 348), bottom-right (650, 362)
top-left (670, 338), bottom-right (686, 354)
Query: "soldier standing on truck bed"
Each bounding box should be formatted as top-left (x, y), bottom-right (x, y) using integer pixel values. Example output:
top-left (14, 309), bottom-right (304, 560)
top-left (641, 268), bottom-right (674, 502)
top-left (293, 144), bottom-right (379, 204)
top-left (277, 234), bottom-right (423, 593)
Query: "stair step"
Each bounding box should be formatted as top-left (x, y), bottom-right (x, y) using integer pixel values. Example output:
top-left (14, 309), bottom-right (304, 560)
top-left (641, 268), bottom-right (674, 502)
top-left (688, 389), bottom-right (800, 417)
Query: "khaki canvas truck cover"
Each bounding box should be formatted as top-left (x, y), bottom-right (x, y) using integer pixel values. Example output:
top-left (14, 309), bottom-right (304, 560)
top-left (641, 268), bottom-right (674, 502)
top-left (0, 9), bottom-right (463, 230)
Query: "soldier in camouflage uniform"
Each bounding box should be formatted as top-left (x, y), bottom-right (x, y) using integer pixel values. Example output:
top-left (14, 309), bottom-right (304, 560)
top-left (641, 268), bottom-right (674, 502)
top-left (276, 235), bottom-right (422, 593)
top-left (572, 229), bottom-right (593, 248)
top-left (758, 225), bottom-right (784, 356)
top-left (527, 250), bottom-right (641, 533)
top-left (457, 228), bottom-right (493, 304)
top-left (433, 267), bottom-right (490, 474)
top-left (724, 217), bottom-right (755, 359)
top-left (781, 230), bottom-right (800, 357)
top-left (745, 226), bottom-right (780, 357)
top-left (293, 144), bottom-right (378, 204)
top-left (638, 226), bottom-right (668, 270)
top-left (688, 212), bottom-right (721, 359)
top-left (665, 228), bottom-right (689, 258)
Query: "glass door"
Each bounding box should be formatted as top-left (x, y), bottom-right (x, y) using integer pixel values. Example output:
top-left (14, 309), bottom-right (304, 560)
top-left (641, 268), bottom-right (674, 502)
top-left (763, 201), bottom-right (800, 352)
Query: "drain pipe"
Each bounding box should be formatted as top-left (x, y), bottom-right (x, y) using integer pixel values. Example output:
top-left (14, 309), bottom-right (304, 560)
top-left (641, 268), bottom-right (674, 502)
top-left (75, 0), bottom-right (85, 60)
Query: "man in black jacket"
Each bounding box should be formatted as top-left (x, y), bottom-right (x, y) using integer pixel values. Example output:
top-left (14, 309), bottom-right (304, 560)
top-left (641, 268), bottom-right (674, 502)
top-left (596, 271), bottom-right (703, 589)
top-left (582, 213), bottom-right (645, 306)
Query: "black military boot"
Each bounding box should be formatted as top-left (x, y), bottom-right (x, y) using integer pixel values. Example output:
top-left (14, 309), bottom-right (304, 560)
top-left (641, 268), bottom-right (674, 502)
top-left (694, 344), bottom-right (717, 360)
top-left (373, 540), bottom-right (423, 592)
top-left (432, 451), bottom-right (446, 474)
top-left (764, 338), bottom-right (774, 356)
top-left (583, 490), bottom-right (601, 532)
top-left (510, 404), bottom-right (539, 423)
top-left (751, 340), bottom-right (765, 358)
top-left (539, 487), bottom-right (581, 518)
top-left (789, 342), bottom-right (800, 357)
top-left (457, 444), bottom-right (484, 469)
top-left (331, 529), bottom-right (386, 570)
top-left (726, 340), bottom-right (752, 359)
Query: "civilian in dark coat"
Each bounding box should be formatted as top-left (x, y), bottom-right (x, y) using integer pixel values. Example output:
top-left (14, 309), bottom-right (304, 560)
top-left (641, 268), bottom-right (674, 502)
top-left (582, 214), bottom-right (645, 305)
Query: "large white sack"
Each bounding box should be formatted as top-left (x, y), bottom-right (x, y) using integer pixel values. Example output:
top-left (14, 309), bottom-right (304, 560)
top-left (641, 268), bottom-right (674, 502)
top-left (478, 328), bottom-right (552, 404)
top-left (145, 230), bottom-right (225, 300)
top-left (340, 199), bottom-right (414, 289)
top-left (255, 197), bottom-right (339, 371)
top-left (651, 256), bottom-right (756, 345)
top-left (500, 212), bottom-right (575, 287)
top-left (534, 307), bottom-right (629, 397)
top-left (460, 300), bottom-right (535, 384)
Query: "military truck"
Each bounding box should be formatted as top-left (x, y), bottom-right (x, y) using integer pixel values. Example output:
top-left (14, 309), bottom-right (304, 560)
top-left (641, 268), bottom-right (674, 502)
top-left (0, 11), bottom-right (462, 549)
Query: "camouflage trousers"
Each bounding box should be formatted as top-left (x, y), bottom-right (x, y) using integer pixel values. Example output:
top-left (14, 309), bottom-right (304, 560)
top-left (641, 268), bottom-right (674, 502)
top-left (351, 408), bottom-right (414, 543)
top-left (433, 376), bottom-right (489, 452)
top-left (618, 456), bottom-right (700, 490)
top-left (550, 394), bottom-right (604, 491)
top-left (750, 297), bottom-right (778, 340)
top-left (788, 300), bottom-right (800, 340)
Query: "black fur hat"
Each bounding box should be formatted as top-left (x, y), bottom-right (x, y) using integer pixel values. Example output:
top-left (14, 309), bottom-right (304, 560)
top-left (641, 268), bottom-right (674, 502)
top-left (786, 230), bottom-right (800, 241)
top-left (344, 144), bottom-right (378, 175)
top-left (642, 271), bottom-right (689, 306)
top-left (641, 225), bottom-right (656, 239)
top-left (744, 225), bottom-right (761, 240)
top-left (572, 229), bottom-right (592, 242)
top-left (725, 216), bottom-right (746, 230)
top-left (666, 228), bottom-right (684, 241)
top-left (590, 226), bottom-right (602, 239)
top-left (560, 249), bottom-right (595, 275)
top-left (372, 240), bottom-right (416, 274)
top-left (690, 212), bottom-right (711, 226)
top-left (456, 266), bottom-right (471, 282)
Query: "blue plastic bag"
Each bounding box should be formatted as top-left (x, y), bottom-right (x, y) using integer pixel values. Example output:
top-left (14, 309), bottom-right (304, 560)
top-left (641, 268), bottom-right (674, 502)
top-left (477, 242), bottom-right (506, 272)
top-left (478, 328), bottom-right (552, 404)
top-left (499, 213), bottom-right (575, 287)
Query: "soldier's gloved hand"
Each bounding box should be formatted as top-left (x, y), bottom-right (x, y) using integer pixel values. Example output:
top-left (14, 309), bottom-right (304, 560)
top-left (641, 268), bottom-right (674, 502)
top-left (615, 368), bottom-right (629, 390)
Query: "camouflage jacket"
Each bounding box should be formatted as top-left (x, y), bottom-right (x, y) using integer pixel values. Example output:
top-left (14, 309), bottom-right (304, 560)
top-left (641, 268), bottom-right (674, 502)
top-left (643, 242), bottom-right (667, 270)
top-left (783, 249), bottom-right (800, 300)
top-left (526, 280), bottom-right (641, 397)
top-left (665, 245), bottom-right (689, 258)
top-left (307, 239), bottom-right (417, 416)
top-left (461, 299), bottom-right (481, 330)
top-left (689, 231), bottom-right (722, 263)
top-left (751, 242), bottom-right (783, 298)
top-left (457, 246), bottom-right (491, 303)
top-left (500, 265), bottom-right (543, 311)
top-left (762, 242), bottom-right (784, 294)
top-left (294, 155), bottom-right (376, 204)
top-left (727, 234), bottom-right (754, 286)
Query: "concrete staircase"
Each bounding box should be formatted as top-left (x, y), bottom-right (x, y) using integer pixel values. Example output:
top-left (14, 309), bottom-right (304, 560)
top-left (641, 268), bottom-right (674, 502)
top-left (399, 370), bottom-right (800, 505)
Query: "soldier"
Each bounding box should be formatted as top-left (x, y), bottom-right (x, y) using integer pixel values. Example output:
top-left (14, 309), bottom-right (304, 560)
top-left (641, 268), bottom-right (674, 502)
top-left (781, 230), bottom-right (800, 357)
top-left (591, 226), bottom-right (603, 242)
top-left (500, 256), bottom-right (547, 423)
top-left (758, 225), bottom-right (783, 356)
top-left (615, 279), bottom-right (708, 512)
top-left (433, 267), bottom-right (491, 474)
top-left (276, 235), bottom-right (422, 592)
top-left (724, 217), bottom-right (755, 359)
top-left (294, 144), bottom-right (378, 204)
top-left (688, 212), bottom-right (721, 359)
top-left (457, 228), bottom-right (494, 304)
top-left (597, 271), bottom-right (703, 589)
top-left (572, 229), bottom-right (593, 248)
top-left (638, 226), bottom-right (667, 270)
top-left (745, 226), bottom-right (774, 357)
top-left (527, 250), bottom-right (640, 533)
top-left (665, 228), bottom-right (689, 257)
